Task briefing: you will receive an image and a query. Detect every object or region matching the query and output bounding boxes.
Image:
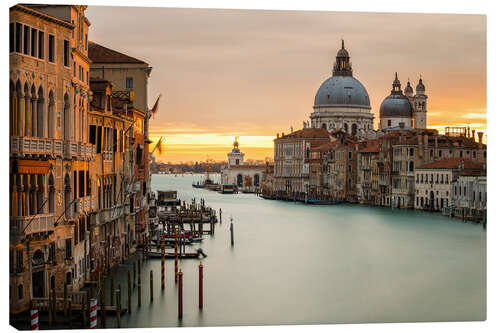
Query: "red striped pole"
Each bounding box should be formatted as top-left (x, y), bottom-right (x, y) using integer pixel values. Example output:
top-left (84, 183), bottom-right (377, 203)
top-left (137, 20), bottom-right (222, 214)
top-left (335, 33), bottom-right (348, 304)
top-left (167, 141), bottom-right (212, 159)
top-left (174, 232), bottom-right (178, 283)
top-left (30, 309), bottom-right (39, 330)
top-left (89, 298), bottom-right (97, 329)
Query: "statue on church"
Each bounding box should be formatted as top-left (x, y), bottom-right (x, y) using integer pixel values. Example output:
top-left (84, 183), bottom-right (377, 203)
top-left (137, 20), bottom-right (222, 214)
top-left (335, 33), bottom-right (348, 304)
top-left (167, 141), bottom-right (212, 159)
top-left (233, 136), bottom-right (239, 148)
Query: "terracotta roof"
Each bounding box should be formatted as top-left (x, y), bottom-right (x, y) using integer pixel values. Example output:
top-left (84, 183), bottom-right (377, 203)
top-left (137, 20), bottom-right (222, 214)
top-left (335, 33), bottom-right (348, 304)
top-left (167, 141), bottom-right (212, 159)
top-left (278, 128), bottom-right (330, 140)
top-left (359, 140), bottom-right (380, 153)
top-left (416, 158), bottom-right (484, 170)
top-left (88, 41), bottom-right (148, 64)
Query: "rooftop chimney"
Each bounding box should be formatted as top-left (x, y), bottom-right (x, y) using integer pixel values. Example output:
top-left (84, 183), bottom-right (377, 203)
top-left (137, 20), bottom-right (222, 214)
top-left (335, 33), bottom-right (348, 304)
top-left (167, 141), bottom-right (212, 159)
top-left (477, 132), bottom-right (484, 144)
top-left (472, 129), bottom-right (476, 141)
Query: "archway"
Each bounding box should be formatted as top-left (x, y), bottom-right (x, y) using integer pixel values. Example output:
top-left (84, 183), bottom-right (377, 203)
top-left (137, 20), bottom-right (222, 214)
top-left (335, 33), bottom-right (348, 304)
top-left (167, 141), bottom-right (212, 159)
top-left (32, 249), bottom-right (45, 298)
top-left (351, 123), bottom-right (358, 136)
top-left (236, 174), bottom-right (243, 187)
top-left (429, 191), bottom-right (435, 210)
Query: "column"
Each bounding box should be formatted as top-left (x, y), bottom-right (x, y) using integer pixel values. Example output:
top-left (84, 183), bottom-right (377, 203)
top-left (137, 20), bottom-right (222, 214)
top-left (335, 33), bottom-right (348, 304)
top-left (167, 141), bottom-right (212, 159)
top-left (17, 95), bottom-right (23, 136)
top-left (25, 96), bottom-right (31, 137)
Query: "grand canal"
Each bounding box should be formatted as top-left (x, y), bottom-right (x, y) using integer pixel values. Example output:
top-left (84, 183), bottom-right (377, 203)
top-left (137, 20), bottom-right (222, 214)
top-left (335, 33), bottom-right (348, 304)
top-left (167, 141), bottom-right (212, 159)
top-left (104, 174), bottom-right (485, 327)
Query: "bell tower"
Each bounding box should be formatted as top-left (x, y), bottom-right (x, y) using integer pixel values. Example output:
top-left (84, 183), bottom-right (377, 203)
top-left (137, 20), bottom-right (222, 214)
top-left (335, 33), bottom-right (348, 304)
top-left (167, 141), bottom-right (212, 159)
top-left (414, 76), bottom-right (428, 129)
top-left (227, 136), bottom-right (245, 167)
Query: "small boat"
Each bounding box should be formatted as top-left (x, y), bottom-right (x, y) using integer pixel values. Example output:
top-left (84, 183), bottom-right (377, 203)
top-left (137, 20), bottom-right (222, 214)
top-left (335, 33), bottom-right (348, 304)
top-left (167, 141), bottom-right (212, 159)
top-left (220, 184), bottom-right (237, 194)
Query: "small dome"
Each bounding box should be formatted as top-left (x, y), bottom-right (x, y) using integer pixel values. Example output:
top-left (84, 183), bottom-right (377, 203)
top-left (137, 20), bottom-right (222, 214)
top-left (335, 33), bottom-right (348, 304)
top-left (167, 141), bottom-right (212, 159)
top-left (314, 76), bottom-right (370, 109)
top-left (416, 78), bottom-right (425, 92)
top-left (380, 95), bottom-right (412, 118)
top-left (404, 81), bottom-right (413, 95)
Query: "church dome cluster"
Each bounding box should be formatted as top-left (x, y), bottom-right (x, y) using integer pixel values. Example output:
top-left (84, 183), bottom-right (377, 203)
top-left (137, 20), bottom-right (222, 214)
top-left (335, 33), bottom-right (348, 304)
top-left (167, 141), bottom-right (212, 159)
top-left (379, 72), bottom-right (413, 118)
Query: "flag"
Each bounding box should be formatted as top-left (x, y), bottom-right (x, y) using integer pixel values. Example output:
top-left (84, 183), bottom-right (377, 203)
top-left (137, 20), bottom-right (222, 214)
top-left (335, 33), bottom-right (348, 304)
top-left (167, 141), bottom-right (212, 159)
top-left (153, 137), bottom-right (164, 155)
top-left (151, 94), bottom-right (162, 117)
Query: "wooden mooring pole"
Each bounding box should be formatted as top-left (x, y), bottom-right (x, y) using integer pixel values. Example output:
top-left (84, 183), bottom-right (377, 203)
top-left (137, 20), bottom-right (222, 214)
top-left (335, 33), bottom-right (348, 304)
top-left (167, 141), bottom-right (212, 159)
top-left (68, 300), bottom-right (72, 329)
top-left (178, 270), bottom-right (183, 319)
top-left (230, 220), bottom-right (234, 247)
top-left (219, 208), bottom-right (222, 224)
top-left (52, 285), bottom-right (56, 324)
top-left (161, 234), bottom-right (165, 290)
top-left (64, 283), bottom-right (68, 318)
top-left (133, 261), bottom-right (136, 288)
top-left (174, 232), bottom-right (179, 283)
top-left (199, 261), bottom-right (203, 310)
top-left (150, 270), bottom-right (154, 303)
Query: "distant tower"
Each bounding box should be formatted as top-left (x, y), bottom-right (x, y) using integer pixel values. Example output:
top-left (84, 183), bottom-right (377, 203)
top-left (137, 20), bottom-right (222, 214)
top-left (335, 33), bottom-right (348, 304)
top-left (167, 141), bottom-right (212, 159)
top-left (404, 79), bottom-right (414, 127)
top-left (227, 136), bottom-right (245, 167)
top-left (413, 76), bottom-right (428, 129)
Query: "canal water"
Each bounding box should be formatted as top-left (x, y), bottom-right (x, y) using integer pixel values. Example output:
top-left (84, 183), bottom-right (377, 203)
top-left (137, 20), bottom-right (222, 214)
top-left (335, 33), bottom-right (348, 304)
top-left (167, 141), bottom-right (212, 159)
top-left (105, 174), bottom-right (486, 328)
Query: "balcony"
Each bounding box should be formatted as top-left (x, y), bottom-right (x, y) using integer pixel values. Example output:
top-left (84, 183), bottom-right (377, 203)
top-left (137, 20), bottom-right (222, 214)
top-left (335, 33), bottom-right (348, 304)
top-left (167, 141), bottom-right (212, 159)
top-left (10, 213), bottom-right (55, 237)
top-left (75, 197), bottom-right (94, 214)
top-left (96, 205), bottom-right (126, 225)
top-left (78, 142), bottom-right (96, 161)
top-left (10, 136), bottom-right (63, 158)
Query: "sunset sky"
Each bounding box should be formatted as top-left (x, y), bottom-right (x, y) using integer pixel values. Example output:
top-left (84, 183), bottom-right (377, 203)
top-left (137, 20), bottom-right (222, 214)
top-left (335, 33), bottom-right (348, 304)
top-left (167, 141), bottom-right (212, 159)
top-left (86, 6), bottom-right (486, 163)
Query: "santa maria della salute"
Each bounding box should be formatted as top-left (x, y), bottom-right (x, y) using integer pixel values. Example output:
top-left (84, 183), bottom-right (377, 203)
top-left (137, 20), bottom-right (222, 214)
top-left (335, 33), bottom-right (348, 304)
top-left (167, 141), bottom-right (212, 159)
top-left (307, 40), bottom-right (427, 138)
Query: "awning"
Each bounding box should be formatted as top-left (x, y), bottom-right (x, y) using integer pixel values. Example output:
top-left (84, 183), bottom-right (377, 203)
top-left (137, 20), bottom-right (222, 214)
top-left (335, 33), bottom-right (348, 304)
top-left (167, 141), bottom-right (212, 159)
top-left (11, 159), bottom-right (50, 174)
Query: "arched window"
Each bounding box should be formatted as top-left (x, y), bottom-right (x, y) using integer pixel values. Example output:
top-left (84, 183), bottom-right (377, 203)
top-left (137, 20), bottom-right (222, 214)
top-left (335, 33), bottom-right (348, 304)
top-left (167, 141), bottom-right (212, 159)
top-left (351, 123), bottom-right (357, 136)
top-left (37, 174), bottom-right (44, 213)
top-left (64, 174), bottom-right (72, 218)
top-left (16, 80), bottom-right (22, 136)
top-left (237, 174), bottom-right (243, 187)
top-left (64, 93), bottom-right (71, 140)
top-left (10, 81), bottom-right (16, 136)
top-left (24, 82), bottom-right (30, 137)
top-left (48, 90), bottom-right (55, 138)
top-left (48, 174), bottom-right (55, 213)
top-left (30, 84), bottom-right (36, 137)
top-left (37, 87), bottom-right (45, 137)
top-left (254, 174), bottom-right (260, 187)
top-left (18, 284), bottom-right (24, 300)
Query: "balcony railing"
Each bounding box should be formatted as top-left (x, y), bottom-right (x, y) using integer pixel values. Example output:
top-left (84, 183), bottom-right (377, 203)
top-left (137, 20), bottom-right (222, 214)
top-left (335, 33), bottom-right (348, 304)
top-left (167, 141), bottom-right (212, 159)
top-left (96, 205), bottom-right (125, 225)
top-left (10, 136), bottom-right (63, 157)
top-left (10, 213), bottom-right (55, 236)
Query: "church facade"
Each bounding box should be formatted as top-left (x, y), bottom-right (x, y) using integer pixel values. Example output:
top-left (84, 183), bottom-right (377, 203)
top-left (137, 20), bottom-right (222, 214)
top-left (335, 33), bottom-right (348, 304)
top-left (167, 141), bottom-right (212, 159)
top-left (220, 138), bottom-right (266, 193)
top-left (309, 40), bottom-right (375, 139)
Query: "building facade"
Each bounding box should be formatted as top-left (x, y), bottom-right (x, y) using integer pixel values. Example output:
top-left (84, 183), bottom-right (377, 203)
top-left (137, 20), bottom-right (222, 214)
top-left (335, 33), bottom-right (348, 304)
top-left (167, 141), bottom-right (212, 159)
top-left (9, 4), bottom-right (93, 314)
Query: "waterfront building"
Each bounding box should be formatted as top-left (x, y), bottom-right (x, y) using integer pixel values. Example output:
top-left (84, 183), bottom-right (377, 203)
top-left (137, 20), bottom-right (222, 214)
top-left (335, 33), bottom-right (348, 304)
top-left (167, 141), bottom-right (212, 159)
top-left (221, 137), bottom-right (266, 192)
top-left (357, 140), bottom-right (380, 205)
top-left (273, 128), bottom-right (331, 198)
top-left (88, 41), bottom-right (152, 242)
top-left (309, 40), bottom-right (375, 139)
top-left (452, 174), bottom-right (487, 219)
top-left (87, 78), bottom-right (134, 272)
top-left (9, 4), bottom-right (93, 314)
top-left (414, 158), bottom-right (484, 211)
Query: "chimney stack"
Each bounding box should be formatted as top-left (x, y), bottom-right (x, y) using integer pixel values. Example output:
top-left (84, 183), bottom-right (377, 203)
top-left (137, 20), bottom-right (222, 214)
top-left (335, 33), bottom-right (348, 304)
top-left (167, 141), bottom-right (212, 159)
top-left (472, 129), bottom-right (476, 141)
top-left (477, 132), bottom-right (484, 144)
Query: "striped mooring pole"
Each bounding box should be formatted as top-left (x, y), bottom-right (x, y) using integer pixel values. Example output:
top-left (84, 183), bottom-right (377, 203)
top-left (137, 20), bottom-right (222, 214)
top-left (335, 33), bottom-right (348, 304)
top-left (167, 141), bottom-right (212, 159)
top-left (30, 309), bottom-right (39, 330)
top-left (90, 298), bottom-right (98, 329)
top-left (161, 234), bottom-right (165, 290)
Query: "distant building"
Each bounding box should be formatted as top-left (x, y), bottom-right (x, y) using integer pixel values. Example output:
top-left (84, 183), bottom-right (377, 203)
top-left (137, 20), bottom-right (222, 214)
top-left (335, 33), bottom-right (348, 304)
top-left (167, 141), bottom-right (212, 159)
top-left (414, 158), bottom-right (484, 212)
top-left (452, 174), bottom-right (486, 218)
top-left (273, 128), bottom-right (331, 197)
top-left (220, 137), bottom-right (266, 192)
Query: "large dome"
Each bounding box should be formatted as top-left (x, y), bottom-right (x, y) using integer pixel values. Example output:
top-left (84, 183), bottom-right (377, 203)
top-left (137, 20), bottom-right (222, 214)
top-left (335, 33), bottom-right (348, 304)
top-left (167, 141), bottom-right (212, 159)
top-left (314, 76), bottom-right (371, 109)
top-left (379, 94), bottom-right (412, 118)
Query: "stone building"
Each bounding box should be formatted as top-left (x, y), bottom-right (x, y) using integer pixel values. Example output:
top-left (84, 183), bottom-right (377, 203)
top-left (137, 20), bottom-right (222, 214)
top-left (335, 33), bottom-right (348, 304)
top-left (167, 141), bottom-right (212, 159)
top-left (9, 4), bottom-right (93, 314)
top-left (88, 41), bottom-right (152, 243)
top-left (452, 174), bottom-right (487, 218)
top-left (273, 128), bottom-right (331, 198)
top-left (357, 140), bottom-right (380, 205)
top-left (309, 40), bottom-right (375, 139)
top-left (415, 158), bottom-right (484, 212)
top-left (221, 138), bottom-right (266, 192)
top-left (87, 78), bottom-right (134, 273)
